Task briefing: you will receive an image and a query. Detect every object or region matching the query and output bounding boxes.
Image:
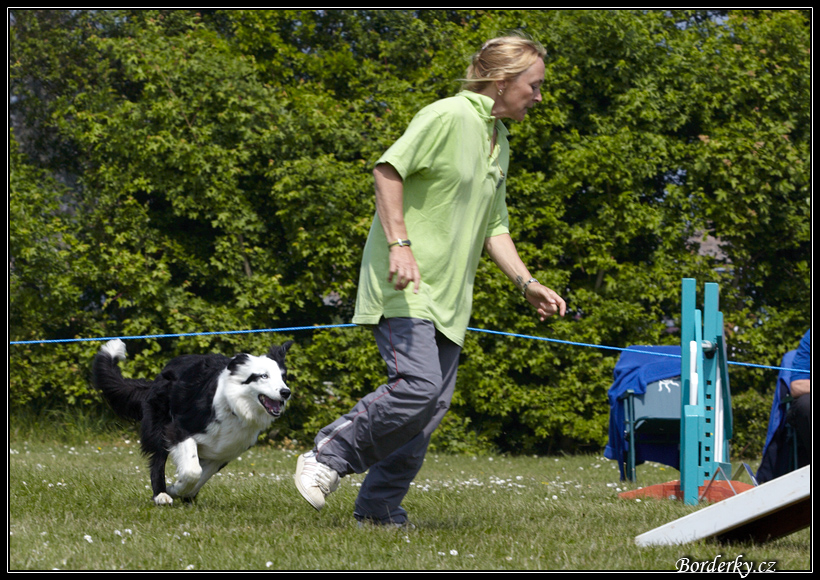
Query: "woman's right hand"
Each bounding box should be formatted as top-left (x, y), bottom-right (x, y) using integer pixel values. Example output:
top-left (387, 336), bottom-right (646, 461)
top-left (387, 245), bottom-right (420, 293)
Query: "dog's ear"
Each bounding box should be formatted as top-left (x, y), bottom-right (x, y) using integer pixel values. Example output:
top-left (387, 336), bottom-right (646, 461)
top-left (266, 341), bottom-right (293, 364)
top-left (227, 353), bottom-right (251, 373)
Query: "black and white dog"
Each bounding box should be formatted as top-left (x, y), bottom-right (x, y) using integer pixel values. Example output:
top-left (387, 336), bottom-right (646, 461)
top-left (92, 338), bottom-right (293, 505)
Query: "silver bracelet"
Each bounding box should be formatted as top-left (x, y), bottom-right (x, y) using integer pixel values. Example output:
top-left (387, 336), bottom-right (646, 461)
top-left (522, 278), bottom-right (539, 297)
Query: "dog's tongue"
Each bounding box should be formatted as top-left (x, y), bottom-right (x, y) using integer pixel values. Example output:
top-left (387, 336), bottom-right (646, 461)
top-left (258, 394), bottom-right (281, 416)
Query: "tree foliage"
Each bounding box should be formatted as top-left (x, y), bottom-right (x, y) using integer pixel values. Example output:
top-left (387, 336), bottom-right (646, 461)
top-left (9, 9), bottom-right (810, 455)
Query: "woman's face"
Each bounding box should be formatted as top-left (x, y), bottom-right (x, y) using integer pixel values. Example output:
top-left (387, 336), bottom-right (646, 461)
top-left (495, 58), bottom-right (545, 121)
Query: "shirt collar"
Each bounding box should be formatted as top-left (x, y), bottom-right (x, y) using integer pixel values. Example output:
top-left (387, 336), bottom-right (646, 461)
top-left (459, 91), bottom-right (510, 138)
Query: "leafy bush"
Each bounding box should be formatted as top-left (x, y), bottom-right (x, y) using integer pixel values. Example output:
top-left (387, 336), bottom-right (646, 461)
top-left (9, 10), bottom-right (810, 455)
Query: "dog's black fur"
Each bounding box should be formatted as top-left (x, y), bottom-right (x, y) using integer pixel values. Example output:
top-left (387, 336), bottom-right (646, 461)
top-left (92, 339), bottom-right (293, 505)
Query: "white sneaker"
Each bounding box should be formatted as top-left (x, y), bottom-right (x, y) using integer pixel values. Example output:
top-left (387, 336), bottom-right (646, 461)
top-left (294, 451), bottom-right (340, 511)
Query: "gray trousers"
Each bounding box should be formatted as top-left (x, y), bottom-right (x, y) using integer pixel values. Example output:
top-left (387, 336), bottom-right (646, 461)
top-left (314, 317), bottom-right (461, 523)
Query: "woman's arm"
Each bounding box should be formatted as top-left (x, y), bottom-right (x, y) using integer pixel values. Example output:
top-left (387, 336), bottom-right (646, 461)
top-left (484, 233), bottom-right (566, 320)
top-left (373, 163), bottom-right (420, 293)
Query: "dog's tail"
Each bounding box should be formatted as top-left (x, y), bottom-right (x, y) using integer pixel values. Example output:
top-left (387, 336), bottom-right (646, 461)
top-left (92, 339), bottom-right (153, 422)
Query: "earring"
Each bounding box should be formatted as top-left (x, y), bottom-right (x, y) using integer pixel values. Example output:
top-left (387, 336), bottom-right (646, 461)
top-left (497, 89), bottom-right (504, 96)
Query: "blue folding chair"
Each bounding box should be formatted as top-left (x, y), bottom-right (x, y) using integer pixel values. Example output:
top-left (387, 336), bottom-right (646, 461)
top-left (622, 376), bottom-right (683, 482)
top-left (605, 346), bottom-right (682, 482)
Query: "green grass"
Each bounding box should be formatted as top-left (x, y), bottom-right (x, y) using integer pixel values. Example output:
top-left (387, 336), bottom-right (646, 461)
top-left (9, 429), bottom-right (810, 571)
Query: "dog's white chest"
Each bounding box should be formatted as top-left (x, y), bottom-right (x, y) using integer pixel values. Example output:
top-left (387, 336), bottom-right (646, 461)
top-left (194, 413), bottom-right (260, 461)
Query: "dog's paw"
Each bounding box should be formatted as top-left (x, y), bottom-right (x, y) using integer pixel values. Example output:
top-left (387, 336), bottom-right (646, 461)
top-left (167, 478), bottom-right (198, 499)
top-left (101, 338), bottom-right (127, 361)
top-left (153, 492), bottom-right (174, 506)
top-left (166, 483), bottom-right (181, 498)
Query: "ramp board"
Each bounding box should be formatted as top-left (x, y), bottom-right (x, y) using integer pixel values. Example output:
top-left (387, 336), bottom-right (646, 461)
top-left (635, 465), bottom-right (810, 546)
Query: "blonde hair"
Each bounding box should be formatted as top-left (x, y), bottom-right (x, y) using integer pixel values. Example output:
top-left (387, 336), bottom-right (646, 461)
top-left (462, 33), bottom-right (546, 92)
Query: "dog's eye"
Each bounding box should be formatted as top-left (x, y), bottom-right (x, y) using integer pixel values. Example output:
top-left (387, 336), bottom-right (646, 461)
top-left (260, 373), bottom-right (269, 380)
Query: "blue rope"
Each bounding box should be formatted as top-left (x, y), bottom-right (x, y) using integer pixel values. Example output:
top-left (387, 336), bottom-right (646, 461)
top-left (8, 323), bottom-right (795, 373)
top-left (467, 327), bottom-right (796, 372)
top-left (7, 324), bottom-right (358, 345)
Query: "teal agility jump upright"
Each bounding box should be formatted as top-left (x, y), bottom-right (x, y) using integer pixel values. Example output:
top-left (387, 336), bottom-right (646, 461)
top-left (680, 279), bottom-right (734, 505)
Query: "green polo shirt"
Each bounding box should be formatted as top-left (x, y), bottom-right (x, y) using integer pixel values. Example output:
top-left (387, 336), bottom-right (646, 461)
top-left (352, 91), bottom-right (511, 346)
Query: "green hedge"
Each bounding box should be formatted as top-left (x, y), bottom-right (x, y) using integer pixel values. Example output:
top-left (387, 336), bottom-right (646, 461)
top-left (10, 10), bottom-right (811, 457)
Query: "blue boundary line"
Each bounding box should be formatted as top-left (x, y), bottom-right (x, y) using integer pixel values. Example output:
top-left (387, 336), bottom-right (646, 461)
top-left (8, 324), bottom-right (357, 345)
top-left (8, 324), bottom-right (794, 373)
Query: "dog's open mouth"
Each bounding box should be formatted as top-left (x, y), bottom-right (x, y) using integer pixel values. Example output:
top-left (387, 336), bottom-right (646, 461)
top-left (258, 394), bottom-right (283, 417)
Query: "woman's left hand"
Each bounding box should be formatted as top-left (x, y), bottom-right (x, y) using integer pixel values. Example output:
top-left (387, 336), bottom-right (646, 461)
top-left (526, 283), bottom-right (566, 321)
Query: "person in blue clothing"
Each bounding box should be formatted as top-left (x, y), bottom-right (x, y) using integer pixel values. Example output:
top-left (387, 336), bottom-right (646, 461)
top-left (786, 329), bottom-right (810, 468)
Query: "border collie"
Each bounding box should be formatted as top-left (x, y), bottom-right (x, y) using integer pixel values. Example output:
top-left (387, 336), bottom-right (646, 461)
top-left (92, 338), bottom-right (293, 505)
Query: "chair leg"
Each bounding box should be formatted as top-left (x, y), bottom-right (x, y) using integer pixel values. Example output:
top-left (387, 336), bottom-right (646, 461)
top-left (626, 395), bottom-right (636, 482)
